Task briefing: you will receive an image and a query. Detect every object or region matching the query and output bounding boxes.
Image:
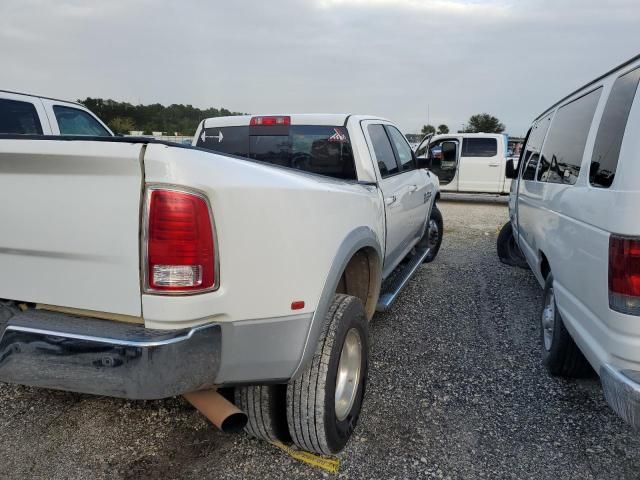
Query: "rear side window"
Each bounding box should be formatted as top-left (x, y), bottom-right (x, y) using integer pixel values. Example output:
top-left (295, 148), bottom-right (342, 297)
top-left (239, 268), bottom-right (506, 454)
top-left (386, 125), bottom-right (415, 171)
top-left (537, 88), bottom-right (602, 185)
top-left (197, 125), bottom-right (356, 180)
top-left (53, 106), bottom-right (111, 136)
top-left (0, 99), bottom-right (43, 134)
top-left (590, 66), bottom-right (640, 188)
top-left (461, 138), bottom-right (497, 157)
top-left (367, 124), bottom-right (398, 178)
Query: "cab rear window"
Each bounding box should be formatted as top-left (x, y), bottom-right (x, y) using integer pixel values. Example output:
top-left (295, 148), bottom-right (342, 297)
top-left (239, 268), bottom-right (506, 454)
top-left (196, 125), bottom-right (356, 180)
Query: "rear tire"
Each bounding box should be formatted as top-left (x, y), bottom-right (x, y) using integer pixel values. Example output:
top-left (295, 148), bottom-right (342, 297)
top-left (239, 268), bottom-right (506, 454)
top-left (235, 385), bottom-right (290, 443)
top-left (497, 221), bottom-right (528, 269)
top-left (540, 274), bottom-right (592, 377)
top-left (422, 205), bottom-right (443, 263)
top-left (286, 294), bottom-right (369, 455)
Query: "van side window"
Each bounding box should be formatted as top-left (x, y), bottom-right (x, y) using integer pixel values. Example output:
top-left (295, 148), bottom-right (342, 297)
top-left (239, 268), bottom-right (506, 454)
top-left (368, 124), bottom-right (399, 178)
top-left (461, 138), bottom-right (497, 157)
top-left (537, 88), bottom-right (602, 185)
top-left (0, 99), bottom-right (43, 135)
top-left (590, 66), bottom-right (640, 188)
top-left (520, 115), bottom-right (552, 181)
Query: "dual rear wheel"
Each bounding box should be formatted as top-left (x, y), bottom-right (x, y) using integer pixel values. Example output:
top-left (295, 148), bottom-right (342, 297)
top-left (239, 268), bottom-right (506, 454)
top-left (235, 294), bottom-right (369, 455)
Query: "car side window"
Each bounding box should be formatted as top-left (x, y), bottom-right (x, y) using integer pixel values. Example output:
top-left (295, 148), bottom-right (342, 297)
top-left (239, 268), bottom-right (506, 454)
top-left (0, 99), bottom-right (43, 135)
top-left (367, 124), bottom-right (398, 178)
top-left (590, 66), bottom-right (640, 188)
top-left (53, 105), bottom-right (111, 136)
top-left (385, 125), bottom-right (415, 171)
top-left (522, 152), bottom-right (540, 181)
top-left (537, 88), bottom-right (602, 184)
top-left (461, 138), bottom-right (497, 157)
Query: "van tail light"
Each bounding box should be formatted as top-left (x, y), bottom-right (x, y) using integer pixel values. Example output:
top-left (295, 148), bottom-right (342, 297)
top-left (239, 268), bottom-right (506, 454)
top-left (609, 235), bottom-right (640, 315)
top-left (250, 116), bottom-right (290, 126)
top-left (145, 188), bottom-right (216, 293)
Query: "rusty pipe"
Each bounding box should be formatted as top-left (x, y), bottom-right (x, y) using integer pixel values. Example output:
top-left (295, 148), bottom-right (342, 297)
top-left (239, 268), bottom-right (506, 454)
top-left (183, 388), bottom-right (247, 433)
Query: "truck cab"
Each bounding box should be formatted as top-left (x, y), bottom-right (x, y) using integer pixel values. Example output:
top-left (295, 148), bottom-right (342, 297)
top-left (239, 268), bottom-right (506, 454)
top-left (415, 132), bottom-right (510, 194)
top-left (0, 90), bottom-right (112, 136)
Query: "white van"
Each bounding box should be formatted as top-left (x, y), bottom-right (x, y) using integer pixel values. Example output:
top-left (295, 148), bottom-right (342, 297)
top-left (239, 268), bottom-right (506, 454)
top-left (0, 90), bottom-right (112, 136)
top-left (414, 132), bottom-right (510, 193)
top-left (499, 54), bottom-right (640, 428)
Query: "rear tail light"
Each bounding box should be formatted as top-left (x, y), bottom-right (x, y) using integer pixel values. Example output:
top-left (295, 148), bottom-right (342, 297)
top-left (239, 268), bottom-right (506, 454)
top-left (609, 235), bottom-right (640, 315)
top-left (250, 116), bottom-right (290, 126)
top-left (145, 187), bottom-right (216, 293)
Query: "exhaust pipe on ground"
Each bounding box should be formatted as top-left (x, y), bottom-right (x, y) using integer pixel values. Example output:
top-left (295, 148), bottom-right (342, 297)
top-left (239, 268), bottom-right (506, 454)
top-left (183, 388), bottom-right (247, 433)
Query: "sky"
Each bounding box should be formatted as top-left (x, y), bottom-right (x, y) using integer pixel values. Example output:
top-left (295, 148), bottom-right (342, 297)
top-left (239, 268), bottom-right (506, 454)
top-left (1, 0), bottom-right (638, 136)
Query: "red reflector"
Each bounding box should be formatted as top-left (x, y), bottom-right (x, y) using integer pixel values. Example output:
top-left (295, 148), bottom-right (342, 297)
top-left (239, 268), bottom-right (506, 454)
top-left (250, 116), bottom-right (291, 126)
top-left (147, 189), bottom-right (215, 292)
top-left (291, 301), bottom-right (305, 310)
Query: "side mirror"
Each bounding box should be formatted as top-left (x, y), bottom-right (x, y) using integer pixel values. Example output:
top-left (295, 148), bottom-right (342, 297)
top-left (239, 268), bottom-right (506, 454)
top-left (416, 154), bottom-right (429, 169)
top-left (505, 158), bottom-right (518, 179)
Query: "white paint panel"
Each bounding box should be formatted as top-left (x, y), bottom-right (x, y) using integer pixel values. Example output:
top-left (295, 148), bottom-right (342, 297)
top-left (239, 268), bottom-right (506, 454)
top-left (0, 140), bottom-right (143, 316)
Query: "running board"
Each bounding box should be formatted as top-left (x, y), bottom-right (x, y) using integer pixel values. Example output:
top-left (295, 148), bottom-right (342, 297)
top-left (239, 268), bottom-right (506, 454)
top-left (376, 246), bottom-right (430, 312)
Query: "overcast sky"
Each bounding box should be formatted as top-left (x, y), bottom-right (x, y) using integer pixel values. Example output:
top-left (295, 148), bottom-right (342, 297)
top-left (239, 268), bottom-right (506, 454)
top-left (1, 0), bottom-right (638, 135)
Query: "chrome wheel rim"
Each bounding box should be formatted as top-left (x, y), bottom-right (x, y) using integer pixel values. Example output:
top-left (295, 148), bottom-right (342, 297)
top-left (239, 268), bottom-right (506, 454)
top-left (542, 287), bottom-right (555, 351)
top-left (335, 328), bottom-right (362, 421)
top-left (427, 218), bottom-right (440, 249)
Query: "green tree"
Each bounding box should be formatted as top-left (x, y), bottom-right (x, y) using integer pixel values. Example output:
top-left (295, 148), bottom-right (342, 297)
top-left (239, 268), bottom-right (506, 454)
top-left (437, 124), bottom-right (449, 134)
top-left (108, 117), bottom-right (136, 134)
top-left (463, 113), bottom-right (505, 133)
top-left (421, 124), bottom-right (436, 135)
top-left (78, 98), bottom-right (243, 136)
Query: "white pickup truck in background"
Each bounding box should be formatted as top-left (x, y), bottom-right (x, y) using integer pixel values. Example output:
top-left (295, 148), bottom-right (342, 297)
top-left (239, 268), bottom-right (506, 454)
top-left (415, 132), bottom-right (511, 194)
top-left (0, 113), bottom-right (441, 455)
top-left (0, 90), bottom-right (113, 136)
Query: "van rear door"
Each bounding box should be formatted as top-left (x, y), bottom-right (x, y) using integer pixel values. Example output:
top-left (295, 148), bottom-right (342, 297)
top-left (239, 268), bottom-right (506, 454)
top-left (0, 139), bottom-right (144, 317)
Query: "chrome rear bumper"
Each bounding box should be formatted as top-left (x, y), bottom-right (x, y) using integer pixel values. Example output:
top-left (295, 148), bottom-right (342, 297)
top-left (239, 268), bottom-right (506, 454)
top-left (600, 364), bottom-right (640, 429)
top-left (0, 308), bottom-right (220, 399)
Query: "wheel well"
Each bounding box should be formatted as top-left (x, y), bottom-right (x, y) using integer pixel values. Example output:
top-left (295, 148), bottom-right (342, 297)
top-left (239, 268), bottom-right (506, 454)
top-left (335, 247), bottom-right (381, 320)
top-left (435, 191), bottom-right (440, 201)
top-left (539, 252), bottom-right (550, 280)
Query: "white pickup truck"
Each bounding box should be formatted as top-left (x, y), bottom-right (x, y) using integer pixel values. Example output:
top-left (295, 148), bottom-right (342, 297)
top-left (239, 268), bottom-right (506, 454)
top-left (0, 113), bottom-right (441, 455)
top-left (415, 132), bottom-right (511, 194)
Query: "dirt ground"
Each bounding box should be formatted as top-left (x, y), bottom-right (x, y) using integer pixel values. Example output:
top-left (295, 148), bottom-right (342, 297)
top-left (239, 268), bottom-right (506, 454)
top-left (2, 198), bottom-right (639, 479)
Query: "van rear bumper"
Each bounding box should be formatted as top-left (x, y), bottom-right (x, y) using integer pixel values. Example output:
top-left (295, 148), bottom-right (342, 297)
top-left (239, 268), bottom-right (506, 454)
top-left (0, 308), bottom-right (220, 400)
top-left (600, 364), bottom-right (640, 429)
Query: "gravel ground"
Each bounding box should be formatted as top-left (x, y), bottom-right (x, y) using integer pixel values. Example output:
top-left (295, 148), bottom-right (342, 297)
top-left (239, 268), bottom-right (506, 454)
top-left (2, 198), bottom-right (639, 479)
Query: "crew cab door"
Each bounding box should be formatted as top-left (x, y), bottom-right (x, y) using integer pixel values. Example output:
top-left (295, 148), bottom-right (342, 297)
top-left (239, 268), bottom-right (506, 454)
top-left (0, 139), bottom-right (143, 316)
top-left (458, 137), bottom-right (502, 192)
top-left (362, 121), bottom-right (430, 277)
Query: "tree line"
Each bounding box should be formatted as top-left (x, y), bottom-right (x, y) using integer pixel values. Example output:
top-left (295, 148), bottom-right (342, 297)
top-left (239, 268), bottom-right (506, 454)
top-left (78, 98), bottom-right (243, 135)
top-left (418, 113), bottom-right (505, 137)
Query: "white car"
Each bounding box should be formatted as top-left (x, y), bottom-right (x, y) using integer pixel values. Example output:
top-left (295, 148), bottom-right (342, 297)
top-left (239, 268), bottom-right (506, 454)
top-left (0, 113), bottom-right (441, 455)
top-left (415, 132), bottom-right (511, 194)
top-left (0, 90), bottom-right (113, 136)
top-left (498, 53), bottom-right (640, 428)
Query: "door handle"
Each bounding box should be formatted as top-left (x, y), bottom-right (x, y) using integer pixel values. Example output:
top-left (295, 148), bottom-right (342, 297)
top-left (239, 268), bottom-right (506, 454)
top-left (488, 163), bottom-right (500, 167)
top-left (408, 185), bottom-right (418, 193)
top-left (385, 195), bottom-right (397, 206)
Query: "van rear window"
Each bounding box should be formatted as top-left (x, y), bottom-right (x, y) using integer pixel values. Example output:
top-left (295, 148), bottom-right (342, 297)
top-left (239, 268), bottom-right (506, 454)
top-left (196, 125), bottom-right (357, 180)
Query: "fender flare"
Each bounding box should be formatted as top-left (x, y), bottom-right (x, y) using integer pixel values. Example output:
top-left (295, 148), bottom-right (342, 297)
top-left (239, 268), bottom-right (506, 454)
top-left (290, 226), bottom-right (382, 379)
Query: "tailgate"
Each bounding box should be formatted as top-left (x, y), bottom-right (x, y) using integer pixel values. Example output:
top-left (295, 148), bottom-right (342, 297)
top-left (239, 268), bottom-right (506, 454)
top-left (0, 139), bottom-right (144, 317)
